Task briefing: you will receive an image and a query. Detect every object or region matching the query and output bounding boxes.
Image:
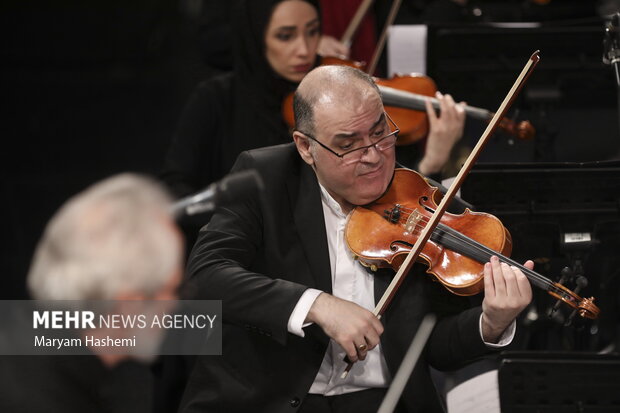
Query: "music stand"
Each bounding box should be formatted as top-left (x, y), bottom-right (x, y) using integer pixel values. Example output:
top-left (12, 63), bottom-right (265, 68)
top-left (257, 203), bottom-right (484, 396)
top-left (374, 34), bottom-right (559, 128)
top-left (498, 351), bottom-right (620, 413)
top-left (460, 160), bottom-right (620, 265)
top-left (461, 160), bottom-right (620, 347)
top-left (460, 160), bottom-right (620, 235)
top-left (425, 22), bottom-right (619, 163)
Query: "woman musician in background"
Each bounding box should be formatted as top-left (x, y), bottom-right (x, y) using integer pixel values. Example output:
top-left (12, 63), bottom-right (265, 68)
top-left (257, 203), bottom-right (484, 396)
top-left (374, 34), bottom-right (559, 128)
top-left (161, 0), bottom-right (465, 200)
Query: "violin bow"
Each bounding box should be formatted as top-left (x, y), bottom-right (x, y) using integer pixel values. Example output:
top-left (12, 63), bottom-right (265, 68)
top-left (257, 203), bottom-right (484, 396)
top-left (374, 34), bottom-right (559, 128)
top-left (341, 0), bottom-right (376, 49)
top-left (366, 0), bottom-right (402, 75)
top-left (341, 51), bottom-right (541, 379)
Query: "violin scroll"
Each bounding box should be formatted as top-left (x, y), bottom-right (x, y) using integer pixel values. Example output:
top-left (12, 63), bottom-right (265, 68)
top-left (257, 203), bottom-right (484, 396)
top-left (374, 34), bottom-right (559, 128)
top-left (578, 297), bottom-right (600, 319)
top-left (548, 283), bottom-right (600, 320)
top-left (498, 118), bottom-right (536, 140)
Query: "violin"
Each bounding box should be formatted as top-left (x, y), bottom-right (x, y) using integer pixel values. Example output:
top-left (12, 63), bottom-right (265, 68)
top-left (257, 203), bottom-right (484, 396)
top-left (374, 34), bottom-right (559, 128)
top-left (282, 0), bottom-right (536, 145)
top-left (345, 168), bottom-right (600, 319)
top-left (281, 70), bottom-right (535, 145)
top-left (377, 78), bottom-right (536, 144)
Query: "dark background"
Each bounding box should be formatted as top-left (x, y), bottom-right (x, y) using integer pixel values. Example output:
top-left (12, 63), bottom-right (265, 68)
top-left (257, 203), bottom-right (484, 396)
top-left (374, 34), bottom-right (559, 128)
top-left (1, 0), bottom-right (217, 299)
top-left (1, 0), bottom-right (619, 352)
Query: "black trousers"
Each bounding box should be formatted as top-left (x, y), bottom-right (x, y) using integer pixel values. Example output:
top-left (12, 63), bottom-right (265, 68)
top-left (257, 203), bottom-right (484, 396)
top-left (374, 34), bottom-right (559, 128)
top-left (299, 388), bottom-right (407, 413)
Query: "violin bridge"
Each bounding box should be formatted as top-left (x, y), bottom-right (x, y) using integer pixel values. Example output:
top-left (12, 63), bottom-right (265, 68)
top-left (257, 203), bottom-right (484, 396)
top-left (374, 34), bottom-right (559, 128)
top-left (404, 210), bottom-right (423, 234)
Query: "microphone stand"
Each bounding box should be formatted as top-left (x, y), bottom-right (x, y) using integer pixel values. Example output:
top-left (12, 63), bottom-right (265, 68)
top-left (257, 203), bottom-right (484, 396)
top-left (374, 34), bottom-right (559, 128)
top-left (377, 314), bottom-right (437, 413)
top-left (603, 12), bottom-right (620, 156)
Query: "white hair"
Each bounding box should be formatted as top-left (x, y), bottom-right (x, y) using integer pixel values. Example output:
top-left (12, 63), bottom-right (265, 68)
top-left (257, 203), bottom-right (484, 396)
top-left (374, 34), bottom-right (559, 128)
top-left (27, 173), bottom-right (181, 300)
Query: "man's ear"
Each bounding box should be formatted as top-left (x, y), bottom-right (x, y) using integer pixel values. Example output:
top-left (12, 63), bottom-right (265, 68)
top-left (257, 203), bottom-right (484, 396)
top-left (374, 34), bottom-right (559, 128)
top-left (293, 131), bottom-right (315, 166)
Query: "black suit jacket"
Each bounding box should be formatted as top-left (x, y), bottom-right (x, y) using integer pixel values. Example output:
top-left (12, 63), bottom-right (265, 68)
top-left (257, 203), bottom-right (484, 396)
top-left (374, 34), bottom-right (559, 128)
top-left (180, 143), bottom-right (492, 413)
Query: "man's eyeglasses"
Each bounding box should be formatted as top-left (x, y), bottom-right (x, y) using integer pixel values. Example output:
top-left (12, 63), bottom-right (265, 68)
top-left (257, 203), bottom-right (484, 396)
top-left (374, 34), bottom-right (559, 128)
top-left (297, 112), bottom-right (400, 166)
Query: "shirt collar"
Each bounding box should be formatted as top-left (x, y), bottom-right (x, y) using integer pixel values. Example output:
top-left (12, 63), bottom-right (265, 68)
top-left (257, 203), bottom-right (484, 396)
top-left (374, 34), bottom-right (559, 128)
top-left (318, 183), bottom-right (347, 219)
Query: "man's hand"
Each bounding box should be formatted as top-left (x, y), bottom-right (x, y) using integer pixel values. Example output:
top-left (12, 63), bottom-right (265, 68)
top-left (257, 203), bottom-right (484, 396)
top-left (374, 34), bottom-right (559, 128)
top-left (318, 35), bottom-right (350, 60)
top-left (306, 293), bottom-right (383, 362)
top-left (481, 255), bottom-right (533, 343)
top-left (418, 91), bottom-right (466, 176)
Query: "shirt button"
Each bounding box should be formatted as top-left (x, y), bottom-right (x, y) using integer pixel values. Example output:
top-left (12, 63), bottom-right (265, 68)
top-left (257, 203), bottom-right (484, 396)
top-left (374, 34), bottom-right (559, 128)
top-left (289, 397), bottom-right (300, 407)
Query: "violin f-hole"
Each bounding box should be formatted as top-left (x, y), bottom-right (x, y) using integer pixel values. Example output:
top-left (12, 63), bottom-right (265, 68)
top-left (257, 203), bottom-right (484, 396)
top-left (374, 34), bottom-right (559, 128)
top-left (390, 240), bottom-right (413, 252)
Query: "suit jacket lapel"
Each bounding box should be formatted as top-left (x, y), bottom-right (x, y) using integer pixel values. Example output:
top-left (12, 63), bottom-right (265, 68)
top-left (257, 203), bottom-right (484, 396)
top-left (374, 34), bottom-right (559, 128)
top-left (288, 162), bottom-right (333, 295)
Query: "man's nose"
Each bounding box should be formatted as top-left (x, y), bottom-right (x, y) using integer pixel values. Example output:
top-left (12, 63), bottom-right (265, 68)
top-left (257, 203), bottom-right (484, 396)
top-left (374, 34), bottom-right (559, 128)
top-left (360, 144), bottom-right (382, 163)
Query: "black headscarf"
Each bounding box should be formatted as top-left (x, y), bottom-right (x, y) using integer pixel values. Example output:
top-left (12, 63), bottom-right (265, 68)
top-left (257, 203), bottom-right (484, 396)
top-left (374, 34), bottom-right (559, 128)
top-left (225, 0), bottom-right (321, 169)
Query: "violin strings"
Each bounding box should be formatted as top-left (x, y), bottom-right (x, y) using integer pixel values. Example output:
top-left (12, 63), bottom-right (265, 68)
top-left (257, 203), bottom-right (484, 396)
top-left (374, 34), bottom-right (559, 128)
top-left (436, 225), bottom-right (563, 294)
top-left (409, 216), bottom-right (558, 291)
top-left (411, 218), bottom-right (568, 297)
top-left (376, 204), bottom-right (568, 297)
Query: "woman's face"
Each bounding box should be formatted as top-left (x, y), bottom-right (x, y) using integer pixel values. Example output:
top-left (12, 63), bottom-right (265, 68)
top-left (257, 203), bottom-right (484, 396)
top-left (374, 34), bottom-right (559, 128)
top-left (264, 0), bottom-right (320, 82)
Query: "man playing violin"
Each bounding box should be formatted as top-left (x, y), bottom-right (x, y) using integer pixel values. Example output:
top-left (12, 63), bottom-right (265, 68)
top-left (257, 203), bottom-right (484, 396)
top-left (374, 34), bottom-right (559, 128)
top-left (179, 65), bottom-right (533, 413)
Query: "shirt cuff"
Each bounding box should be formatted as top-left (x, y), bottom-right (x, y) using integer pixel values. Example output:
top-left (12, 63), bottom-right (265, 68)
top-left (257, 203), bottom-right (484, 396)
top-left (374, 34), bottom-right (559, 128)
top-left (479, 315), bottom-right (515, 348)
top-left (287, 288), bottom-right (323, 337)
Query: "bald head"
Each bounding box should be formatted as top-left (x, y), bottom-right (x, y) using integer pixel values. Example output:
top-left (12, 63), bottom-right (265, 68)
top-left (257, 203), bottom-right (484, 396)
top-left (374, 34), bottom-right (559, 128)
top-left (293, 65), bottom-right (381, 135)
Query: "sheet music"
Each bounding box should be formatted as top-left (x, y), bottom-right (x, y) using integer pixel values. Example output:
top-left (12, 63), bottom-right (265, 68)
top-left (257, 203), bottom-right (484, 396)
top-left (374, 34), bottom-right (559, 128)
top-left (387, 25), bottom-right (427, 76)
top-left (446, 369), bottom-right (500, 413)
